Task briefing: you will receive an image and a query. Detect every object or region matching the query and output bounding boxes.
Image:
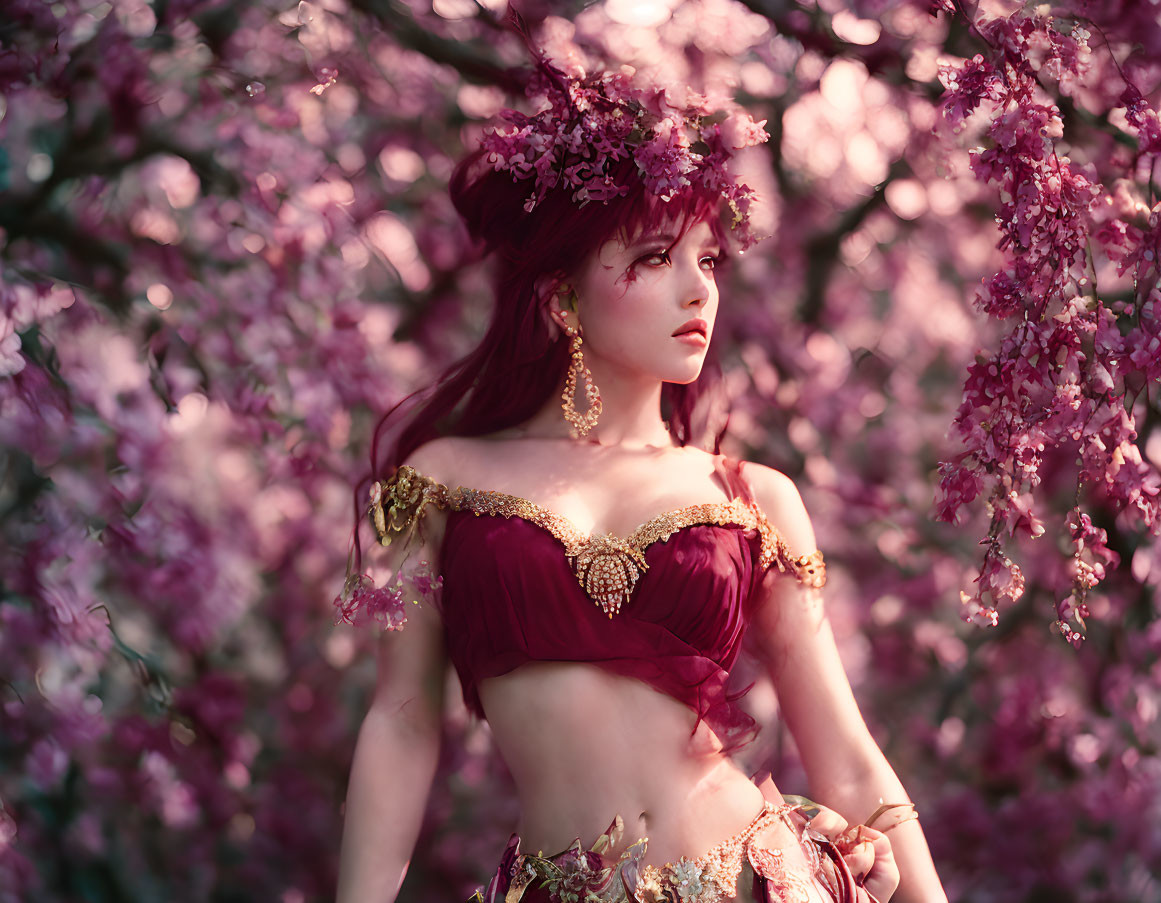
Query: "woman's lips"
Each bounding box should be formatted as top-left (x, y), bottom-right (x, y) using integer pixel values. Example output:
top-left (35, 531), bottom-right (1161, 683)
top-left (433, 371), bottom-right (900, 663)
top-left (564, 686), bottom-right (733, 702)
top-left (672, 319), bottom-right (709, 346)
top-left (674, 330), bottom-right (708, 347)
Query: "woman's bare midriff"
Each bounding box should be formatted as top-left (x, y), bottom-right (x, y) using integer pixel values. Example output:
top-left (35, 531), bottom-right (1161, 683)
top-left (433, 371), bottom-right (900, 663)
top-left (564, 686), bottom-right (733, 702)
top-left (416, 439), bottom-right (831, 883)
top-left (477, 661), bottom-right (776, 868)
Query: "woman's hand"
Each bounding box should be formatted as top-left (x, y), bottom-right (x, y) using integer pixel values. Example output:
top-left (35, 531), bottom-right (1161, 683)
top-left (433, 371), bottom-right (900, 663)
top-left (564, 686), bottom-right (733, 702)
top-left (809, 804), bottom-right (900, 902)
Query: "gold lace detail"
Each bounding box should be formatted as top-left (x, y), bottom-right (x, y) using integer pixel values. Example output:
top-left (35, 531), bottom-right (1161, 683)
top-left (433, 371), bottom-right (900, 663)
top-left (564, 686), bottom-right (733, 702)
top-left (746, 846), bottom-right (813, 903)
top-left (780, 546), bottom-right (826, 589)
top-left (370, 465), bottom-right (826, 617)
top-left (635, 802), bottom-right (813, 903)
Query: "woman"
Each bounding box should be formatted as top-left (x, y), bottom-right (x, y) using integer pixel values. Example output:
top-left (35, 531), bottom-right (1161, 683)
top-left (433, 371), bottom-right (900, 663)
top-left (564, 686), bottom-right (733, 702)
top-left (334, 50), bottom-right (947, 903)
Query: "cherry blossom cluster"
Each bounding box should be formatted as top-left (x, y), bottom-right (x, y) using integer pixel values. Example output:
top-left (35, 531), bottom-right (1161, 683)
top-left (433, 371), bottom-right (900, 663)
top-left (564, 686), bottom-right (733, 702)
top-left (480, 55), bottom-right (769, 245)
top-left (934, 8), bottom-right (1161, 639)
top-left (332, 564), bottom-right (441, 631)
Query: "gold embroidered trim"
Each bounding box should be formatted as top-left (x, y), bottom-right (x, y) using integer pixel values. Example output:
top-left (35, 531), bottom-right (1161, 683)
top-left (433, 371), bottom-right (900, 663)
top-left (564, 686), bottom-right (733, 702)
top-left (744, 503), bottom-right (827, 589)
top-left (368, 465), bottom-right (449, 547)
top-left (788, 547), bottom-right (826, 589)
top-left (472, 801), bottom-right (824, 903)
top-left (369, 465), bottom-right (826, 617)
top-left (635, 802), bottom-right (814, 903)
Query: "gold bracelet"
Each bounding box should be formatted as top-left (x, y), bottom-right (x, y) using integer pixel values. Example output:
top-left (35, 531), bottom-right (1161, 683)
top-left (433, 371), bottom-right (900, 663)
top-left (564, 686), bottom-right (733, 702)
top-left (864, 802), bottom-right (918, 833)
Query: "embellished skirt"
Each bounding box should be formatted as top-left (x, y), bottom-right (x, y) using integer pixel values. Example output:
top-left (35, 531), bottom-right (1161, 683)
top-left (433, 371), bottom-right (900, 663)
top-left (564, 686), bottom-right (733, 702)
top-left (469, 800), bottom-right (879, 903)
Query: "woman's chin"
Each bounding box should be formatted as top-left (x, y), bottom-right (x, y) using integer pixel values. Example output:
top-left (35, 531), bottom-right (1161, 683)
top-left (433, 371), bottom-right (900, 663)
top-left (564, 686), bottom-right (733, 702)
top-left (662, 362), bottom-right (707, 386)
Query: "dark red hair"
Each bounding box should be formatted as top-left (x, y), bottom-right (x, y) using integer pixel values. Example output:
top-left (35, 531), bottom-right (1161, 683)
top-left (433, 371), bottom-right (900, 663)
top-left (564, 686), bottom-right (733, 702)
top-left (347, 149), bottom-right (734, 574)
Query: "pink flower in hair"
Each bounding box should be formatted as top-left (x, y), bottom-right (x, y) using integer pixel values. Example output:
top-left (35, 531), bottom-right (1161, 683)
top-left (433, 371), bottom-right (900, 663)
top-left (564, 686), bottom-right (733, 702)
top-left (634, 117), bottom-right (699, 202)
top-left (478, 47), bottom-right (769, 244)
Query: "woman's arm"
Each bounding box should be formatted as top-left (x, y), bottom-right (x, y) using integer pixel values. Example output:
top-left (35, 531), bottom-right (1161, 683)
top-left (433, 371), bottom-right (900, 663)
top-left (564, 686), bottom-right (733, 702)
top-left (744, 464), bottom-right (947, 903)
top-left (335, 595), bottom-right (448, 903)
top-left (336, 441), bottom-right (456, 901)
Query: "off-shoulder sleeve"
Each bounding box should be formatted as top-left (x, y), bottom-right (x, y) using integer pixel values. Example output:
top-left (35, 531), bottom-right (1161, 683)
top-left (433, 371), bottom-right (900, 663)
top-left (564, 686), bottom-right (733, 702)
top-left (752, 509), bottom-right (827, 590)
top-left (719, 457), bottom-right (827, 591)
top-left (333, 465), bottom-right (449, 631)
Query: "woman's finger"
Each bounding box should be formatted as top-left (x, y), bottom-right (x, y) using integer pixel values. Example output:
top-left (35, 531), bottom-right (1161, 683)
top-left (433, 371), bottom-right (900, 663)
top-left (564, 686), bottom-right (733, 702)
top-left (794, 805), bottom-right (900, 901)
top-left (859, 825), bottom-right (901, 902)
top-left (805, 803), bottom-right (849, 842)
top-left (842, 836), bottom-right (876, 879)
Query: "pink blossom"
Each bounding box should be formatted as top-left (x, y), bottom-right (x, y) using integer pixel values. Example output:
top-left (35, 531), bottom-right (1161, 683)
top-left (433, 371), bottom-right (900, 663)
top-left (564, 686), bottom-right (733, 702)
top-left (634, 116), bottom-right (699, 201)
top-left (332, 564), bottom-right (442, 631)
top-left (24, 738), bottom-right (68, 790)
top-left (718, 110), bottom-right (770, 150)
top-left (0, 319), bottom-right (24, 377)
top-left (141, 751), bottom-right (199, 829)
top-left (1121, 86), bottom-right (1161, 154)
top-left (479, 55), bottom-right (766, 238)
top-left (937, 54), bottom-right (997, 129)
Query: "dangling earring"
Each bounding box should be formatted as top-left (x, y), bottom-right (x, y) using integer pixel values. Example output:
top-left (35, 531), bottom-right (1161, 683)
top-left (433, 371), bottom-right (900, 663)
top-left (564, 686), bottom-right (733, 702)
top-left (561, 323), bottom-right (602, 439)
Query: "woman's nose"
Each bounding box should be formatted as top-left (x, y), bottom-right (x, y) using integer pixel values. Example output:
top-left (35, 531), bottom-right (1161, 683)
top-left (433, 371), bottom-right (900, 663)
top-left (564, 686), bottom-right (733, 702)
top-left (680, 259), bottom-right (713, 307)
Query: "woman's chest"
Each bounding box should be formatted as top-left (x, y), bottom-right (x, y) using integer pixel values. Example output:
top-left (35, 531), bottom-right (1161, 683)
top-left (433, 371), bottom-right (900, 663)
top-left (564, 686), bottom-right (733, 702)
top-left (437, 513), bottom-right (761, 660)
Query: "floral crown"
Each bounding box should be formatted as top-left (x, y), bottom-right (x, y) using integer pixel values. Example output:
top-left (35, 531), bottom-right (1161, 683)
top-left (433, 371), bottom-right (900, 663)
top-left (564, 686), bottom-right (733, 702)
top-left (479, 51), bottom-right (770, 248)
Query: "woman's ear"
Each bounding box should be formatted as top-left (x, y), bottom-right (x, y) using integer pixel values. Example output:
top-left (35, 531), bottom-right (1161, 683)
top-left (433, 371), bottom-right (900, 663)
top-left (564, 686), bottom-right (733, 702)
top-left (535, 273), bottom-right (576, 335)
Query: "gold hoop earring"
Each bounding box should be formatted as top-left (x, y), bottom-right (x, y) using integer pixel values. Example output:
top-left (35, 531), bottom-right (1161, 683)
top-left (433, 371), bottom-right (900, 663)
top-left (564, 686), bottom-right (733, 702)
top-left (561, 324), bottom-right (602, 439)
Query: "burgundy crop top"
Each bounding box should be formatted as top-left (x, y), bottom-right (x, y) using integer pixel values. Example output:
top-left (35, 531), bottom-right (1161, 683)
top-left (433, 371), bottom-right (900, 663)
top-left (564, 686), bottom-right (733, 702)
top-left (362, 456), bottom-right (826, 752)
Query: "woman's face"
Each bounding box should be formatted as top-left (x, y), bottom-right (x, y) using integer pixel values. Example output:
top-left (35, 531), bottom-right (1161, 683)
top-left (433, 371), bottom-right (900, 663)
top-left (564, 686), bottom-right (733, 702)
top-left (570, 217), bottom-right (722, 386)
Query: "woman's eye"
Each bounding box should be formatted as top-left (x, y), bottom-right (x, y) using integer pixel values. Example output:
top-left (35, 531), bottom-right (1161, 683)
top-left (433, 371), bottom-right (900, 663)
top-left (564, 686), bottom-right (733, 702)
top-left (641, 250), bottom-right (671, 266)
top-left (700, 255), bottom-right (720, 271)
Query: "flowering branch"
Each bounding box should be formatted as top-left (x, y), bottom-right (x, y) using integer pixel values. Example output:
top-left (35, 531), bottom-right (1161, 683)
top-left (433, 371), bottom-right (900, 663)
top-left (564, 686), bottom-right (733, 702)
top-left (934, 5), bottom-right (1161, 640)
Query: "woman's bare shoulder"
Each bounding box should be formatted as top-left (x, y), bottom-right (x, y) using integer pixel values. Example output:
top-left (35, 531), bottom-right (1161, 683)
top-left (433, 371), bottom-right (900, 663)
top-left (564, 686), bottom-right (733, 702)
top-left (735, 459), bottom-right (796, 499)
top-left (400, 435), bottom-right (504, 488)
top-left (736, 460), bottom-right (818, 553)
top-left (400, 437), bottom-right (452, 470)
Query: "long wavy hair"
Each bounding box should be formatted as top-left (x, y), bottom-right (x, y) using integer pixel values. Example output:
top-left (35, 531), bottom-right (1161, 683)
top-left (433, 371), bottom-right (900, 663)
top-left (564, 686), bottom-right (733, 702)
top-left (347, 149), bottom-right (735, 574)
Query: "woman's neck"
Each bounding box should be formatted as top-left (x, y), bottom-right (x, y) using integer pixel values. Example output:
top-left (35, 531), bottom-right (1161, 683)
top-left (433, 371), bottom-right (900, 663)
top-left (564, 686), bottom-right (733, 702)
top-left (517, 355), bottom-right (674, 450)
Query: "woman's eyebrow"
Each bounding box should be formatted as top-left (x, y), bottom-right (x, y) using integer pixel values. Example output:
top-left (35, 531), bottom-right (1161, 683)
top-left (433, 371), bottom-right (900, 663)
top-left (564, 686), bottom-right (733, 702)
top-left (628, 233), bottom-right (677, 250)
